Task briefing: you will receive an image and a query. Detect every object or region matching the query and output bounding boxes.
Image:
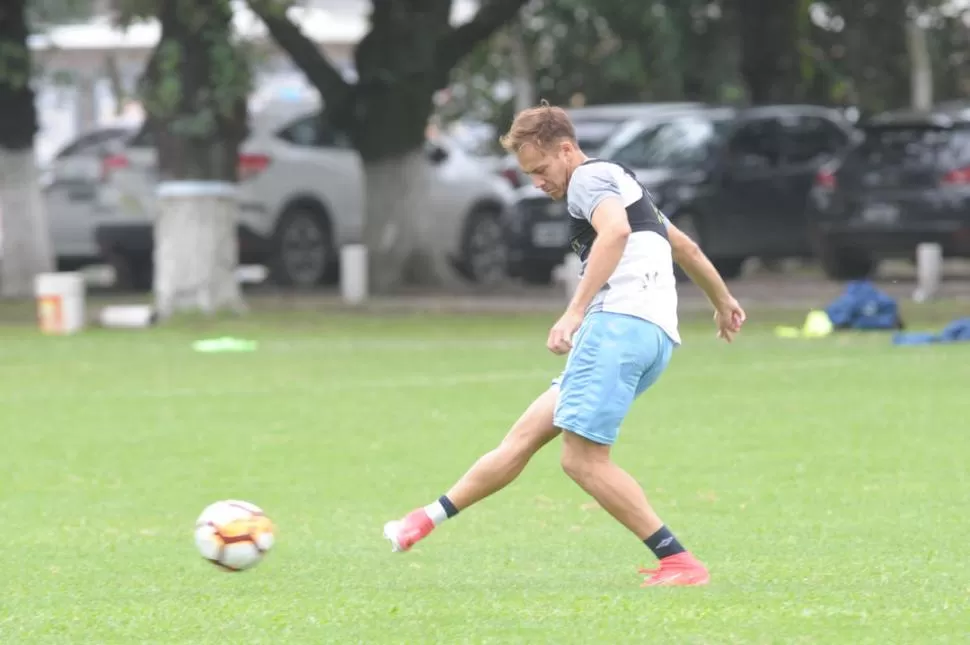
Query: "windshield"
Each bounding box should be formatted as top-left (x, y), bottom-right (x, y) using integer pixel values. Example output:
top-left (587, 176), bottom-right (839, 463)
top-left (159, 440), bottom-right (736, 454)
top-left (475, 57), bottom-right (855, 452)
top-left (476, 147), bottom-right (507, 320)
top-left (572, 119), bottom-right (631, 155)
top-left (848, 126), bottom-right (970, 170)
top-left (606, 117), bottom-right (727, 169)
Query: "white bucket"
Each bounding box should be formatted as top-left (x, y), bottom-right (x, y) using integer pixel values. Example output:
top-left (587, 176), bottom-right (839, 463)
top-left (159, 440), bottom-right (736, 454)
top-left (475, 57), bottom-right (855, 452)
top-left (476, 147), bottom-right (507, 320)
top-left (340, 244), bottom-right (368, 305)
top-left (34, 272), bottom-right (86, 335)
top-left (99, 305), bottom-right (157, 329)
top-left (913, 242), bottom-right (943, 302)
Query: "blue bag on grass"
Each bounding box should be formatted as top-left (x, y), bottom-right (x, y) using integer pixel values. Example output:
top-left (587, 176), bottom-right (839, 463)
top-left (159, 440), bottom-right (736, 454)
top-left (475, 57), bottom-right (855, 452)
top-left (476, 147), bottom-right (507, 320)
top-left (824, 280), bottom-right (903, 330)
top-left (894, 317), bottom-right (970, 345)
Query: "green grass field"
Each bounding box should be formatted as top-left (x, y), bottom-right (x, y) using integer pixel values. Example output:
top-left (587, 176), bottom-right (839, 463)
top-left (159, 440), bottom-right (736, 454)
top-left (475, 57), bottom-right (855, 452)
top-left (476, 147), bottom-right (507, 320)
top-left (2, 304), bottom-right (969, 644)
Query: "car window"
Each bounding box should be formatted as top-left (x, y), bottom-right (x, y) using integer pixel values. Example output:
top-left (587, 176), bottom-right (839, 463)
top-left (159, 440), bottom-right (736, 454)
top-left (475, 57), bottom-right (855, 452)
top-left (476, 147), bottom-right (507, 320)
top-left (128, 124), bottom-right (155, 148)
top-left (276, 112), bottom-right (352, 149)
top-left (725, 118), bottom-right (784, 171)
top-left (55, 128), bottom-right (131, 159)
top-left (610, 117), bottom-right (724, 169)
top-left (847, 126), bottom-right (970, 169)
top-left (780, 116), bottom-right (849, 166)
top-left (572, 119), bottom-right (629, 155)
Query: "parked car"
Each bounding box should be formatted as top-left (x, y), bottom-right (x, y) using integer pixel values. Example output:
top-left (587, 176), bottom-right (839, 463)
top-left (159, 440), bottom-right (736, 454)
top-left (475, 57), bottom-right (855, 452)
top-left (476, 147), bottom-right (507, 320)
top-left (808, 106), bottom-right (970, 279)
top-left (507, 103), bottom-right (857, 283)
top-left (94, 101), bottom-right (516, 289)
top-left (42, 125), bottom-right (137, 269)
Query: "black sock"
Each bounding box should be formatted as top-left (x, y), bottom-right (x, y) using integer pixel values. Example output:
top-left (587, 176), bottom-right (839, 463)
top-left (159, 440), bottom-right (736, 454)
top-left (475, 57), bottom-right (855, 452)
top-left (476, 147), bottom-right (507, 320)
top-left (644, 525), bottom-right (686, 559)
top-left (438, 495), bottom-right (459, 518)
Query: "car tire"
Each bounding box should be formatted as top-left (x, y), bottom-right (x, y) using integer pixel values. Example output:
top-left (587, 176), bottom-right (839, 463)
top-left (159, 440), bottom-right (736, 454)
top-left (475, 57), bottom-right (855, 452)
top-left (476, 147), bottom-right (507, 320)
top-left (269, 204), bottom-right (335, 288)
top-left (819, 243), bottom-right (876, 281)
top-left (519, 260), bottom-right (556, 285)
top-left (458, 206), bottom-right (508, 287)
top-left (108, 251), bottom-right (153, 292)
top-left (672, 212), bottom-right (745, 281)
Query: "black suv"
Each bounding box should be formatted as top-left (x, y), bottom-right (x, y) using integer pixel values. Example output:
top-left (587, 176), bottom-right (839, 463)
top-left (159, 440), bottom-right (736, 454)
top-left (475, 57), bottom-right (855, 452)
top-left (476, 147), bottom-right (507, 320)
top-left (507, 104), bottom-right (856, 281)
top-left (809, 106), bottom-right (970, 279)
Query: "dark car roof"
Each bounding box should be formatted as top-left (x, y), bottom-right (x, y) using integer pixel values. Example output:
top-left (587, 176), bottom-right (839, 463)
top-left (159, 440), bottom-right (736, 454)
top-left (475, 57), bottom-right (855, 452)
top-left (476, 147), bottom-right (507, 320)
top-left (675, 103), bottom-right (848, 121)
top-left (565, 102), bottom-right (706, 121)
top-left (865, 106), bottom-right (970, 129)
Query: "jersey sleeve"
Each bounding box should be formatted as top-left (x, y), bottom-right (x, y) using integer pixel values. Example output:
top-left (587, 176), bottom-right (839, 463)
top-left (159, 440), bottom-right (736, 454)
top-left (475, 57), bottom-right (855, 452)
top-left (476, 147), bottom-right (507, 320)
top-left (566, 163), bottom-right (623, 222)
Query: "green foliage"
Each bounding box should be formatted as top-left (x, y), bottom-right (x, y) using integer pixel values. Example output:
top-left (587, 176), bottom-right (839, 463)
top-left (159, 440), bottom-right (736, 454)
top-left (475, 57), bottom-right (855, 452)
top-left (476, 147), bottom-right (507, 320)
top-left (133, 0), bottom-right (250, 180)
top-left (29, 0), bottom-right (96, 27)
top-left (444, 0), bottom-right (746, 132)
top-left (447, 0), bottom-right (970, 130)
top-left (140, 3), bottom-right (250, 125)
top-left (0, 0), bottom-right (37, 150)
top-left (0, 40), bottom-right (30, 90)
top-left (142, 39), bottom-right (183, 116)
top-left (114, 0), bottom-right (164, 26)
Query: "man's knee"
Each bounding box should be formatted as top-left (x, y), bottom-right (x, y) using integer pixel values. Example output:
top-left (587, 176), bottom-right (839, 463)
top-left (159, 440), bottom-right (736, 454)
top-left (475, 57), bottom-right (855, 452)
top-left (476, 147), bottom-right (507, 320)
top-left (498, 432), bottom-right (543, 466)
top-left (560, 431), bottom-right (609, 483)
top-left (499, 388), bottom-right (560, 461)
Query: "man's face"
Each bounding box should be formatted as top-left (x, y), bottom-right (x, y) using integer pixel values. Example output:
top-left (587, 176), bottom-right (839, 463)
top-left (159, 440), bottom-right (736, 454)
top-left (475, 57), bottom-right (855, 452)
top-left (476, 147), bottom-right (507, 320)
top-left (516, 141), bottom-right (573, 200)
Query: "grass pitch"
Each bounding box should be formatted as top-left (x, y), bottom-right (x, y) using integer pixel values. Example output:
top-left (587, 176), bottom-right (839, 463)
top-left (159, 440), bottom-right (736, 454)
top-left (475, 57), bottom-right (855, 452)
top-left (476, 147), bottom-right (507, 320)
top-left (1, 304), bottom-right (969, 644)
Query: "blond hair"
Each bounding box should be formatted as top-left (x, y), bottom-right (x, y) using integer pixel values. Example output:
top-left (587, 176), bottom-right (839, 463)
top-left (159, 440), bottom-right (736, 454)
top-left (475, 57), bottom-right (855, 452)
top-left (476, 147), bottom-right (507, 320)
top-left (499, 100), bottom-right (576, 153)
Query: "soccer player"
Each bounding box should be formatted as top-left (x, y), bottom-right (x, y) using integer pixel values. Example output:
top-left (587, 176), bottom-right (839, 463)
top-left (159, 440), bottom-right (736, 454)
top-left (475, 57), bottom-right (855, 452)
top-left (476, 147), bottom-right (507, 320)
top-left (383, 102), bottom-right (746, 586)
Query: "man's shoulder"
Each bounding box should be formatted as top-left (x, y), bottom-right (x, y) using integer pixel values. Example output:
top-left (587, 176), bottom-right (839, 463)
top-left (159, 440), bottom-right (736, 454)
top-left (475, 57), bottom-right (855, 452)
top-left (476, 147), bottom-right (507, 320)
top-left (571, 159), bottom-right (620, 185)
top-left (567, 160), bottom-right (621, 200)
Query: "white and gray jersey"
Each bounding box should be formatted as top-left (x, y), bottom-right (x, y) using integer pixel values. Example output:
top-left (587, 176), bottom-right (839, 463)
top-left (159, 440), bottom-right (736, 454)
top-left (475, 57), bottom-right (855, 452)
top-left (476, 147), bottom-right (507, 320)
top-left (566, 159), bottom-right (680, 345)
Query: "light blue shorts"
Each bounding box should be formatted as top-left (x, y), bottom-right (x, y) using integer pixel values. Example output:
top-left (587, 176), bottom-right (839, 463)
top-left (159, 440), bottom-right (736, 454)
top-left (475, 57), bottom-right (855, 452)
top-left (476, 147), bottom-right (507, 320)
top-left (552, 311), bottom-right (674, 446)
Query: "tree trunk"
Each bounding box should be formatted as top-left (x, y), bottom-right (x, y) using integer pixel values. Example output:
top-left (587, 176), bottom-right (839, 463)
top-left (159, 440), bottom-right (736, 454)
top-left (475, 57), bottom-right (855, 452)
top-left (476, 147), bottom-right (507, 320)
top-left (154, 182), bottom-right (244, 317)
top-left (140, 0), bottom-right (249, 317)
top-left (350, 3), bottom-right (460, 293)
top-left (906, 15), bottom-right (933, 111)
top-left (736, 0), bottom-right (802, 103)
top-left (506, 19), bottom-right (535, 112)
top-left (363, 149), bottom-right (461, 292)
top-left (0, 0), bottom-right (54, 298)
top-left (0, 149), bottom-right (54, 297)
top-left (246, 0), bottom-right (530, 294)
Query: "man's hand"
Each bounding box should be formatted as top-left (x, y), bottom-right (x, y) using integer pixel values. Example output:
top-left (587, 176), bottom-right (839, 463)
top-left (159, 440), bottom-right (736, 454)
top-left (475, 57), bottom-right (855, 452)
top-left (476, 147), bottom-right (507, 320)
top-left (714, 297), bottom-right (746, 343)
top-left (547, 308), bottom-right (585, 355)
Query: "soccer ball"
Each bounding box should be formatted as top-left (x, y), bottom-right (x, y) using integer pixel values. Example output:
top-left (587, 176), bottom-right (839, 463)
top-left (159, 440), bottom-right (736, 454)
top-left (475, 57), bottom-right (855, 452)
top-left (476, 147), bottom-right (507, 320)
top-left (194, 499), bottom-right (275, 571)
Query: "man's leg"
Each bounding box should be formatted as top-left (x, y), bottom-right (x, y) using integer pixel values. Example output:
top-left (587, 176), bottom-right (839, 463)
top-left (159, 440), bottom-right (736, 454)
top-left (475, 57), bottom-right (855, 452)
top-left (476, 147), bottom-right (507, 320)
top-left (560, 432), bottom-right (665, 541)
top-left (383, 387), bottom-right (561, 552)
top-left (554, 312), bottom-right (709, 586)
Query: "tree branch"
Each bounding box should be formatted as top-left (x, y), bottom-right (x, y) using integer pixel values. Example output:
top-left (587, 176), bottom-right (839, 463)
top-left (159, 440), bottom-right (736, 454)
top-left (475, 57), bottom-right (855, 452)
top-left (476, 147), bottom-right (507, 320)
top-left (244, 0), bottom-right (353, 111)
top-left (437, 0), bottom-right (530, 72)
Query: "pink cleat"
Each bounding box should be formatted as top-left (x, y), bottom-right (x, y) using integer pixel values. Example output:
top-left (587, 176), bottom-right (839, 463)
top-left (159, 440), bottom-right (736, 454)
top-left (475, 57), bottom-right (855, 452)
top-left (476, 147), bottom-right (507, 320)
top-left (383, 509), bottom-right (435, 552)
top-left (639, 552), bottom-right (710, 586)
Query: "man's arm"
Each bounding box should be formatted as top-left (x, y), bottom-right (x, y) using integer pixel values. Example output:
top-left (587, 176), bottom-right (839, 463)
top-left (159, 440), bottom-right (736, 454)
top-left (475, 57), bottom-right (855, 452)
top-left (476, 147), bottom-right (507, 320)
top-left (546, 166), bottom-right (630, 354)
top-left (665, 219), bottom-right (733, 307)
top-left (664, 216), bottom-right (746, 341)
top-left (566, 197), bottom-right (630, 315)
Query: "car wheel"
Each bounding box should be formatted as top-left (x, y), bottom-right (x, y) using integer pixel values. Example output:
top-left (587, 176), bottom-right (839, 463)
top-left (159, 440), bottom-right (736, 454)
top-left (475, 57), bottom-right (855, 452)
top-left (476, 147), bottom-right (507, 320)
top-left (108, 251), bottom-right (153, 292)
top-left (712, 258), bottom-right (745, 279)
top-left (460, 207), bottom-right (508, 287)
top-left (269, 204), bottom-right (335, 288)
top-left (819, 243), bottom-right (876, 281)
top-left (519, 260), bottom-right (556, 285)
top-left (672, 212), bottom-right (745, 281)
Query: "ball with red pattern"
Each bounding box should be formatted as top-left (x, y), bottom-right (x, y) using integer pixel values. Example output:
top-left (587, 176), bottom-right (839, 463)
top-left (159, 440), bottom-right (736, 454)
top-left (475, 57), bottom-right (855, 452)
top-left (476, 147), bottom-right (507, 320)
top-left (194, 500), bottom-right (275, 571)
